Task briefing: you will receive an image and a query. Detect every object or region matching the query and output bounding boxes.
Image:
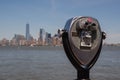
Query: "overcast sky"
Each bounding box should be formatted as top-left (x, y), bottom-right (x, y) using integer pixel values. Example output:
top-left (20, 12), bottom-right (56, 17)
top-left (0, 0), bottom-right (120, 43)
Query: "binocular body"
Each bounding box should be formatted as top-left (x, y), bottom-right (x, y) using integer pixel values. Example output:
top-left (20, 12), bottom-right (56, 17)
top-left (62, 16), bottom-right (106, 80)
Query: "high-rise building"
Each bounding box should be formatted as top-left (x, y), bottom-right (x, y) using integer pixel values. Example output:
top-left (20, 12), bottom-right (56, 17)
top-left (39, 28), bottom-right (46, 45)
top-left (45, 32), bottom-right (52, 45)
top-left (26, 23), bottom-right (30, 41)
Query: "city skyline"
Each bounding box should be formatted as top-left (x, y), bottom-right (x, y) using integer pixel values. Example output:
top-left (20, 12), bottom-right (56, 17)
top-left (0, 23), bottom-right (54, 40)
top-left (0, 23), bottom-right (62, 46)
top-left (0, 0), bottom-right (120, 44)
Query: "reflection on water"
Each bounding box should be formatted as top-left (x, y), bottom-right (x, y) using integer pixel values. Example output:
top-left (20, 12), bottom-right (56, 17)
top-left (0, 46), bottom-right (120, 80)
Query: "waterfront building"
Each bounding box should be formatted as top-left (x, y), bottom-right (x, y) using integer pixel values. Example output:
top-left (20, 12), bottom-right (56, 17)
top-left (0, 38), bottom-right (9, 46)
top-left (45, 32), bottom-right (52, 45)
top-left (10, 38), bottom-right (18, 46)
top-left (38, 28), bottom-right (46, 45)
top-left (52, 34), bottom-right (62, 46)
top-left (10, 34), bottom-right (26, 46)
top-left (26, 23), bottom-right (30, 41)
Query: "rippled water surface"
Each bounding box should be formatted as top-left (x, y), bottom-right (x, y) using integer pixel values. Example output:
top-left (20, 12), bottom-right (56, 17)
top-left (0, 46), bottom-right (120, 80)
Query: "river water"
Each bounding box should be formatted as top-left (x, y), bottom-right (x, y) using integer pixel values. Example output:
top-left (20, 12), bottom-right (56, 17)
top-left (0, 46), bottom-right (120, 80)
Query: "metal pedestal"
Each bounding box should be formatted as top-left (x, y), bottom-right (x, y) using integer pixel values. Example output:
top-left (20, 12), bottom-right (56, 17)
top-left (76, 69), bottom-right (90, 80)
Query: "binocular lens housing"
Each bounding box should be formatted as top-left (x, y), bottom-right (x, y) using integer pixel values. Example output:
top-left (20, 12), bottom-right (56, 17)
top-left (62, 16), bottom-right (106, 80)
top-left (63, 16), bottom-right (104, 68)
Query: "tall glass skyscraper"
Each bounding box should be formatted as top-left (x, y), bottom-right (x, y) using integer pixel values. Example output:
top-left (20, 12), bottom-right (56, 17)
top-left (39, 28), bottom-right (46, 43)
top-left (26, 23), bottom-right (30, 41)
top-left (45, 32), bottom-right (51, 45)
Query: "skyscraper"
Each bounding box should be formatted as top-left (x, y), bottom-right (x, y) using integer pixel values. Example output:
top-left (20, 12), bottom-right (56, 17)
top-left (45, 32), bottom-right (52, 45)
top-left (39, 28), bottom-right (46, 45)
top-left (26, 23), bottom-right (30, 41)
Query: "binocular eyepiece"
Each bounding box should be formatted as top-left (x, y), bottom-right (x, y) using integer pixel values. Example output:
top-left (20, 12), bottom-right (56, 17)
top-left (61, 16), bottom-right (106, 80)
top-left (75, 18), bottom-right (98, 49)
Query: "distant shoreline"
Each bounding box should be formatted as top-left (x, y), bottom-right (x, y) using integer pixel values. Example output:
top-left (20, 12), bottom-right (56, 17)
top-left (0, 45), bottom-right (63, 50)
top-left (0, 45), bottom-right (120, 51)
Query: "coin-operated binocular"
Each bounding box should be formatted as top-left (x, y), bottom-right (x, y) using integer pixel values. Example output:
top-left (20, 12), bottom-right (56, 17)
top-left (61, 16), bottom-right (106, 80)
